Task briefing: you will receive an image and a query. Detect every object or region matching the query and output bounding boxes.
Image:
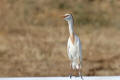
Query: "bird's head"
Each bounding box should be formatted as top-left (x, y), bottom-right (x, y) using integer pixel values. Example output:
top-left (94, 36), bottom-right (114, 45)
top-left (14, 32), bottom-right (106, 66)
top-left (62, 13), bottom-right (73, 22)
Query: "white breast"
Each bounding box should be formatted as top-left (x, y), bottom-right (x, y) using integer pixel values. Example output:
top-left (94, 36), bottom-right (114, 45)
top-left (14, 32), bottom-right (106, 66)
top-left (67, 34), bottom-right (80, 60)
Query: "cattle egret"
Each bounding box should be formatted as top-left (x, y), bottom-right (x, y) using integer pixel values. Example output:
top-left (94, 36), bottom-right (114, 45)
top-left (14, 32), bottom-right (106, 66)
top-left (62, 13), bottom-right (83, 80)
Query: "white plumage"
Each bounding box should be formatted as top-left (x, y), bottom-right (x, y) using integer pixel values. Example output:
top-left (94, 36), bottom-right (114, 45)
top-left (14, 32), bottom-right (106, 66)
top-left (63, 13), bottom-right (83, 79)
top-left (67, 34), bottom-right (82, 69)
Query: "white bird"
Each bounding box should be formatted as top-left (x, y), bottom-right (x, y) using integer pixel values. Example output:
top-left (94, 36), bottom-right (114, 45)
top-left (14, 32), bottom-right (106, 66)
top-left (62, 13), bottom-right (83, 79)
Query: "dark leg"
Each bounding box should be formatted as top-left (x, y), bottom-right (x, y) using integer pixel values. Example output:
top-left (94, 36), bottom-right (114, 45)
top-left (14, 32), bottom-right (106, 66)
top-left (78, 64), bottom-right (84, 80)
top-left (69, 64), bottom-right (73, 79)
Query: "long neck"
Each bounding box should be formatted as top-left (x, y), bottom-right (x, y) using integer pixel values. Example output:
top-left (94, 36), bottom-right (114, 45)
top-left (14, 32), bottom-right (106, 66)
top-left (68, 19), bottom-right (74, 36)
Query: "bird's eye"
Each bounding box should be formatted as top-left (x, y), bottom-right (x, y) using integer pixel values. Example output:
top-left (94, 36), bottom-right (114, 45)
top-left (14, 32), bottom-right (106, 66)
top-left (66, 15), bottom-right (69, 16)
top-left (66, 15), bottom-right (69, 17)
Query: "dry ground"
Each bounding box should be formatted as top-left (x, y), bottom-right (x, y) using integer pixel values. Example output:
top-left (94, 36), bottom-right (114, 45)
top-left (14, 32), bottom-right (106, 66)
top-left (0, 0), bottom-right (120, 77)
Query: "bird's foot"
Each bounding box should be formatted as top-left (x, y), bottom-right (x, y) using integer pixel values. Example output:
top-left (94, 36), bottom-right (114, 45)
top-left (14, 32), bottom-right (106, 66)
top-left (80, 75), bottom-right (84, 80)
top-left (69, 75), bottom-right (72, 79)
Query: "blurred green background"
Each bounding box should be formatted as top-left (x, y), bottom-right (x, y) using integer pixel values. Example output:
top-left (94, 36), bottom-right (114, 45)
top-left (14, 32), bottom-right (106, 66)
top-left (0, 0), bottom-right (120, 77)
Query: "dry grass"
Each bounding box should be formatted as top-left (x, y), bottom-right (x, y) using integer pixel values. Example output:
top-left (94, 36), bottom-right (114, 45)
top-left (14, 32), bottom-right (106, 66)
top-left (0, 0), bottom-right (120, 77)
